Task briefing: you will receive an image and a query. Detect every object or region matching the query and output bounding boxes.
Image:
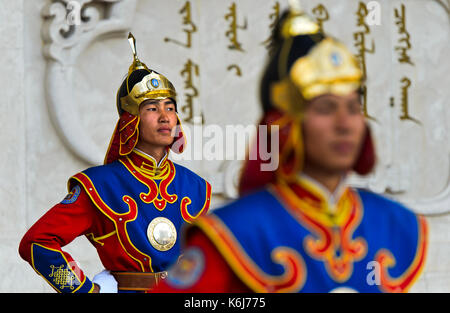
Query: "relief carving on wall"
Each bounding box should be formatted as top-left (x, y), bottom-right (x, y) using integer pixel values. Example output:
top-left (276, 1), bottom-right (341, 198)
top-left (41, 0), bottom-right (450, 215)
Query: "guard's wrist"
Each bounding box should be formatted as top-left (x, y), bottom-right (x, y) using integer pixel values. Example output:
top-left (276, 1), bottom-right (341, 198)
top-left (93, 283), bottom-right (100, 293)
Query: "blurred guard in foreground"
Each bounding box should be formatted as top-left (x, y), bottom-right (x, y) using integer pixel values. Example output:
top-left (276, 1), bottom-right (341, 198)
top-left (19, 33), bottom-right (211, 293)
top-left (153, 3), bottom-right (427, 293)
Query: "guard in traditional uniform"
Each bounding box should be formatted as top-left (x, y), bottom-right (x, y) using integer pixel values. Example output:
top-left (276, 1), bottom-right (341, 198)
top-left (153, 5), bottom-right (428, 293)
top-left (19, 33), bottom-right (212, 293)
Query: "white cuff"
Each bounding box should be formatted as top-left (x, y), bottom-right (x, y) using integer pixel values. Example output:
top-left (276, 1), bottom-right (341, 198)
top-left (92, 269), bottom-right (118, 293)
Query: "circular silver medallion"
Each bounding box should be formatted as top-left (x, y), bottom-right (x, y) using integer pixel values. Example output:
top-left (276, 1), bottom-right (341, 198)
top-left (147, 217), bottom-right (177, 251)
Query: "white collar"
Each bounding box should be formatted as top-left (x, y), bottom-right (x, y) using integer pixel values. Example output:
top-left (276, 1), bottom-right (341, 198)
top-left (133, 148), bottom-right (168, 168)
top-left (298, 173), bottom-right (348, 210)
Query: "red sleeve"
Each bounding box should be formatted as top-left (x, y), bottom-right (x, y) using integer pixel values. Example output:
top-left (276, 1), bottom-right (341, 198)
top-left (19, 186), bottom-right (96, 258)
top-left (18, 185), bottom-right (99, 292)
top-left (152, 228), bottom-right (251, 293)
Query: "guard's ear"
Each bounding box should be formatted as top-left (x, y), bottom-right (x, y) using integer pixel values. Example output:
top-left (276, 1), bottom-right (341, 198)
top-left (169, 114), bottom-right (186, 154)
top-left (238, 110), bottom-right (285, 196)
top-left (353, 124), bottom-right (376, 175)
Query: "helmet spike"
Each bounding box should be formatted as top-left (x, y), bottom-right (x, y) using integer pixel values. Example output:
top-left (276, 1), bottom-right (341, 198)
top-left (127, 32), bottom-right (148, 73)
top-left (288, 0), bottom-right (304, 14)
top-left (119, 32), bottom-right (177, 116)
top-left (281, 0), bottom-right (320, 38)
top-left (128, 32), bottom-right (138, 61)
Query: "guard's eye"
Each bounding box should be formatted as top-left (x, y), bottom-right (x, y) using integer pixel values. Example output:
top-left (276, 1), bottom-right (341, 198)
top-left (348, 101), bottom-right (362, 114)
top-left (314, 101), bottom-right (337, 114)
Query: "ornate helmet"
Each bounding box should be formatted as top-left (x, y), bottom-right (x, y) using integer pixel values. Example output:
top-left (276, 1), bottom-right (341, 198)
top-left (239, 1), bottom-right (375, 195)
top-left (104, 33), bottom-right (186, 164)
top-left (260, 3), bottom-right (363, 115)
top-left (116, 33), bottom-right (177, 116)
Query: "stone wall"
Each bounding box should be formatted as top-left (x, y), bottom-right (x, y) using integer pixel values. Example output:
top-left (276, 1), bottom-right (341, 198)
top-left (1, 0), bottom-right (448, 292)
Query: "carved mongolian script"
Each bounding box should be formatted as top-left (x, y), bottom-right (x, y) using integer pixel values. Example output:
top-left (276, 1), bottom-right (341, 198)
top-left (180, 59), bottom-right (200, 124)
top-left (224, 2), bottom-right (247, 77)
top-left (393, 4), bottom-right (419, 124)
top-left (353, 1), bottom-right (376, 121)
top-left (164, 1), bottom-right (203, 124)
top-left (227, 64), bottom-right (242, 77)
top-left (261, 1), bottom-right (280, 52)
top-left (311, 4), bottom-right (329, 33)
top-left (164, 1), bottom-right (197, 48)
top-left (394, 4), bottom-right (414, 66)
top-left (398, 77), bottom-right (420, 124)
top-left (224, 2), bottom-right (247, 52)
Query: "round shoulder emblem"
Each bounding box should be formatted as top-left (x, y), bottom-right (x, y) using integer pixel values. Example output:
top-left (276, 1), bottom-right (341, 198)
top-left (61, 185), bottom-right (81, 204)
top-left (166, 247), bottom-right (205, 289)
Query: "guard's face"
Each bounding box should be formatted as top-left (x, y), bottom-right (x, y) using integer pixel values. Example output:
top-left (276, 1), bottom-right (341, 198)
top-left (137, 98), bottom-right (178, 149)
top-left (302, 91), bottom-right (366, 174)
